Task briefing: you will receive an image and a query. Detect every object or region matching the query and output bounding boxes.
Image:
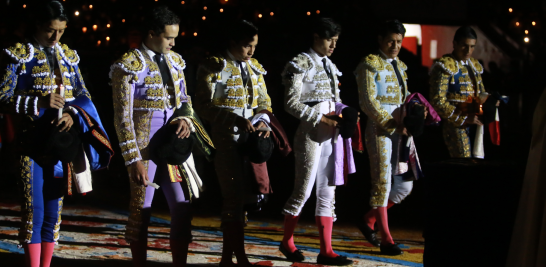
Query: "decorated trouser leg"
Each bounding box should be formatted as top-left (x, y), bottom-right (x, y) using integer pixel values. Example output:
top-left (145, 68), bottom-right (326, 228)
top-left (20, 158), bottom-right (64, 267)
top-left (442, 122), bottom-right (471, 158)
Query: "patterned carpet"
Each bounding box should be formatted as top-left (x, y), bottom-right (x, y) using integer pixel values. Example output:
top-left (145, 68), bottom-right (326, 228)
top-left (0, 203), bottom-right (424, 266)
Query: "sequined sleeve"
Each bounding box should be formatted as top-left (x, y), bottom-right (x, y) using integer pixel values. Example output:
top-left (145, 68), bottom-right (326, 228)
top-left (283, 71), bottom-right (322, 126)
top-left (0, 52), bottom-right (21, 113)
top-left (355, 64), bottom-right (396, 133)
top-left (194, 66), bottom-right (238, 127)
top-left (256, 74), bottom-right (272, 113)
top-left (72, 65), bottom-right (91, 100)
top-left (111, 67), bottom-right (141, 166)
top-left (429, 67), bottom-right (465, 126)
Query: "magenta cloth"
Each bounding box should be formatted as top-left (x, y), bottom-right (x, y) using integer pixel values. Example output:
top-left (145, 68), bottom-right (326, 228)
top-left (405, 92), bottom-right (441, 124)
top-left (329, 102), bottom-right (356, 186)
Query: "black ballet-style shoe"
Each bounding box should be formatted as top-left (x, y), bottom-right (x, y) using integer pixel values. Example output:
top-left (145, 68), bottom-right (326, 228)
top-left (279, 243), bottom-right (305, 262)
top-left (380, 243), bottom-right (404, 255)
top-left (316, 254), bottom-right (354, 266)
top-left (356, 221), bottom-right (380, 247)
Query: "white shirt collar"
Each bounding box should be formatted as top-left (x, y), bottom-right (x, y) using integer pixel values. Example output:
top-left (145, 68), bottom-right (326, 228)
top-left (226, 49), bottom-right (247, 72)
top-left (142, 43), bottom-right (160, 62)
top-left (379, 50), bottom-right (397, 63)
top-left (309, 48), bottom-right (329, 63)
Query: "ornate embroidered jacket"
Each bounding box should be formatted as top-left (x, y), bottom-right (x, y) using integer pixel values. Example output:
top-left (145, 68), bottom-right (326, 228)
top-left (110, 48), bottom-right (192, 166)
top-left (429, 54), bottom-right (486, 126)
top-left (355, 53), bottom-right (410, 133)
top-left (281, 51), bottom-right (342, 126)
top-left (194, 54), bottom-right (272, 128)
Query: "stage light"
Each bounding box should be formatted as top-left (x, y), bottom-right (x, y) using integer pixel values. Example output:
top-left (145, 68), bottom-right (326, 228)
top-left (82, 27), bottom-right (87, 33)
top-left (106, 37), bottom-right (110, 41)
top-left (509, 8), bottom-right (513, 12)
top-left (524, 37), bottom-right (529, 43)
top-left (202, 16), bottom-right (206, 20)
top-left (181, 1), bottom-right (185, 4)
top-left (194, 32), bottom-right (197, 36)
top-left (122, 19), bottom-right (126, 23)
top-left (204, 6), bottom-right (207, 10)
top-left (89, 5), bottom-right (93, 9)
top-left (107, 24), bottom-right (111, 28)
top-left (516, 22), bottom-right (520, 26)
top-left (97, 40), bottom-right (101, 46)
top-left (75, 11), bottom-right (80, 16)
top-left (181, 32), bottom-right (185, 36)
top-left (23, 4), bottom-right (26, 8)
top-left (532, 21), bottom-right (536, 26)
top-left (525, 30), bottom-right (529, 34)
top-left (93, 25), bottom-right (97, 31)
top-left (307, 11), bottom-right (311, 15)
top-left (258, 14), bottom-right (262, 18)
top-left (316, 10), bottom-right (320, 14)
top-left (270, 12), bottom-right (274, 16)
top-left (220, 8), bottom-right (224, 12)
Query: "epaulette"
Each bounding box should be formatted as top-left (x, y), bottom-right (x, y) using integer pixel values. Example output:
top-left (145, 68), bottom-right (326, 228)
top-left (168, 51), bottom-right (186, 70)
top-left (201, 56), bottom-right (227, 74)
top-left (432, 55), bottom-right (459, 76)
top-left (249, 58), bottom-right (267, 75)
top-left (469, 57), bottom-right (484, 74)
top-left (285, 53), bottom-right (313, 74)
top-left (57, 43), bottom-right (80, 66)
top-left (108, 49), bottom-right (146, 79)
top-left (361, 54), bottom-right (385, 72)
top-left (4, 43), bottom-right (34, 64)
top-left (397, 58), bottom-right (408, 71)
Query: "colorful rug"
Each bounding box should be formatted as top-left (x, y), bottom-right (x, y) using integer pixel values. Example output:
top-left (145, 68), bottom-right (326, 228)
top-left (0, 203), bottom-right (423, 266)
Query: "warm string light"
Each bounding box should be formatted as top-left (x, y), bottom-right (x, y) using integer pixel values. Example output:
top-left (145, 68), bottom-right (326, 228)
top-left (181, 32), bottom-right (185, 36)
top-left (97, 40), bottom-right (101, 46)
top-left (220, 8), bottom-right (224, 12)
top-left (516, 22), bottom-right (520, 26)
top-left (107, 24), bottom-right (111, 28)
top-left (525, 30), bottom-right (529, 34)
top-left (106, 37), bottom-right (110, 41)
top-left (524, 37), bottom-right (530, 43)
top-left (307, 11), bottom-right (311, 16)
top-left (204, 6), bottom-right (207, 10)
top-left (202, 16), bottom-right (206, 20)
top-left (316, 10), bottom-right (320, 14)
top-left (258, 14), bottom-right (262, 18)
top-left (82, 27), bottom-right (87, 33)
top-left (509, 8), bottom-right (513, 12)
top-left (181, 1), bottom-right (185, 4)
top-left (23, 4), bottom-right (26, 8)
top-left (75, 11), bottom-right (80, 16)
top-left (89, 5), bottom-right (93, 9)
top-left (122, 19), bottom-right (126, 23)
top-left (93, 25), bottom-right (98, 31)
top-left (270, 12), bottom-right (274, 16)
top-left (532, 21), bottom-right (536, 26)
top-left (194, 32), bottom-right (198, 36)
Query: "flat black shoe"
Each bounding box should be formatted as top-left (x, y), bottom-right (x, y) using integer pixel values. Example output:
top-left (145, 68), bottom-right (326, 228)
top-left (380, 243), bottom-right (404, 255)
top-left (279, 243), bottom-right (305, 262)
top-left (316, 254), bottom-right (353, 266)
top-left (356, 221), bottom-right (380, 247)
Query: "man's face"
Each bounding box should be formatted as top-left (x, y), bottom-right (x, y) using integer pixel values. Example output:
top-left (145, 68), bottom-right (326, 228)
top-left (378, 33), bottom-right (404, 59)
top-left (453, 38), bottom-right (477, 61)
top-left (312, 34), bottom-right (338, 57)
top-left (35, 19), bottom-right (67, 48)
top-left (229, 34), bottom-right (258, 62)
top-left (146, 24), bottom-right (179, 54)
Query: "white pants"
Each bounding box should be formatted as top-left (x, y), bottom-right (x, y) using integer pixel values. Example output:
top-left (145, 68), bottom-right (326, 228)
top-left (388, 175), bottom-right (414, 204)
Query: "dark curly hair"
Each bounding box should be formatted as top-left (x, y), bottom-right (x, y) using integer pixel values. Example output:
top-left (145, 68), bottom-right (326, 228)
top-left (312, 18), bottom-right (342, 39)
top-left (228, 20), bottom-right (259, 44)
top-left (141, 6), bottom-right (180, 36)
top-left (378, 20), bottom-right (406, 38)
top-left (453, 26), bottom-right (477, 42)
top-left (32, 0), bottom-right (69, 26)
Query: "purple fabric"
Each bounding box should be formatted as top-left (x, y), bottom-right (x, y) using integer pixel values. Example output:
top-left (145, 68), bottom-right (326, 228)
top-left (405, 92), bottom-right (441, 125)
top-left (142, 109), bottom-right (190, 239)
top-left (329, 102), bottom-right (356, 186)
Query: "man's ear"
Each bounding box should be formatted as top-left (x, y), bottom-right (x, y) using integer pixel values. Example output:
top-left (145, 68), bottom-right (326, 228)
top-left (313, 33), bottom-right (320, 45)
top-left (148, 30), bottom-right (156, 38)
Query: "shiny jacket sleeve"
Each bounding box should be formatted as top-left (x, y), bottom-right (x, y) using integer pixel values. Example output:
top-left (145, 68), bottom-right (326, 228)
top-left (429, 66), bottom-right (466, 126)
top-left (355, 62), bottom-right (396, 134)
top-left (111, 67), bottom-right (141, 166)
top-left (256, 73), bottom-right (272, 113)
top-left (282, 61), bottom-right (323, 126)
top-left (0, 45), bottom-right (39, 115)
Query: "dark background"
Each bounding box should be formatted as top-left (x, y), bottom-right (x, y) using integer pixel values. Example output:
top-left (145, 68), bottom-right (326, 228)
top-left (0, 0), bottom-right (544, 265)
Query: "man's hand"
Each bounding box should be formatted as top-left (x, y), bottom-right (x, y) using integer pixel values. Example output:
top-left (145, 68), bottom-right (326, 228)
top-left (466, 114), bottom-right (483, 126)
top-left (52, 112), bottom-right (74, 132)
top-left (254, 121), bottom-right (270, 138)
top-left (38, 93), bottom-right (65, 109)
top-left (129, 161), bottom-right (149, 186)
top-left (320, 114), bottom-right (342, 128)
top-left (396, 127), bottom-right (408, 136)
top-left (235, 116), bottom-right (255, 133)
top-left (175, 119), bottom-right (191, 139)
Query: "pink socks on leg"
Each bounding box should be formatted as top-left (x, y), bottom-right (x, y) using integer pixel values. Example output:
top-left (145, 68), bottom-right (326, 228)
top-left (376, 207), bottom-right (394, 245)
top-left (23, 243), bottom-right (41, 267)
top-left (364, 200), bottom-right (396, 230)
top-left (315, 216), bottom-right (339, 258)
top-left (281, 215), bottom-right (300, 253)
top-left (40, 242), bottom-right (55, 267)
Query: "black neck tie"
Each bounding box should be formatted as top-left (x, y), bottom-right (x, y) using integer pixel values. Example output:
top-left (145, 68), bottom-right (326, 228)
top-left (238, 61), bottom-right (249, 87)
top-left (322, 58), bottom-right (336, 91)
top-left (44, 47), bottom-right (55, 72)
top-left (391, 60), bottom-right (405, 90)
top-left (154, 53), bottom-right (171, 86)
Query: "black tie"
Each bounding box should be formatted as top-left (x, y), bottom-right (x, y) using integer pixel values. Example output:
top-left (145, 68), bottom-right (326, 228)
top-left (154, 53), bottom-right (171, 85)
top-left (238, 61), bottom-right (249, 86)
top-left (44, 47), bottom-right (56, 72)
top-left (322, 58), bottom-right (336, 91)
top-left (391, 60), bottom-right (405, 91)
